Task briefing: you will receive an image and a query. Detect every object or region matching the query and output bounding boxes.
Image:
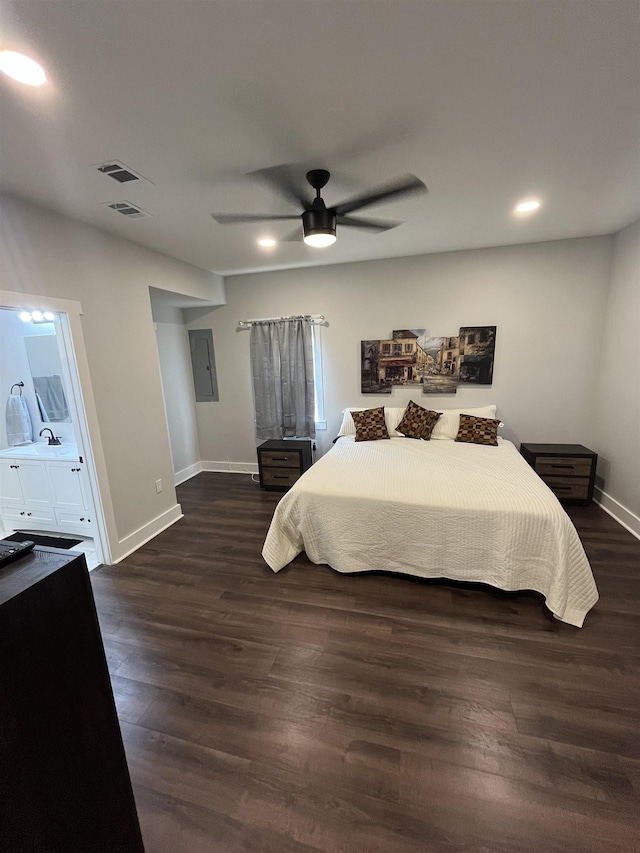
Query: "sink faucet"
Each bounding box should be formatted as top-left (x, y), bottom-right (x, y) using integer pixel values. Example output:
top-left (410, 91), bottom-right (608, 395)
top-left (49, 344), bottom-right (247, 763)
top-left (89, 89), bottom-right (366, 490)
top-left (39, 428), bottom-right (62, 446)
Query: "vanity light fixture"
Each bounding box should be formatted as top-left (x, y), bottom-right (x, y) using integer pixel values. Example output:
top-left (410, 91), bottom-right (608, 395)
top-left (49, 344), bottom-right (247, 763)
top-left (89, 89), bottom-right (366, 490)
top-left (19, 310), bottom-right (55, 323)
top-left (0, 50), bottom-right (47, 86)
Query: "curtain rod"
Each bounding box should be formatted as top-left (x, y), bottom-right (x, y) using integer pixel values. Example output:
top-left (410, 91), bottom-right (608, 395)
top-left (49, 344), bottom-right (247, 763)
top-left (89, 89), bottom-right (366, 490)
top-left (237, 313), bottom-right (325, 328)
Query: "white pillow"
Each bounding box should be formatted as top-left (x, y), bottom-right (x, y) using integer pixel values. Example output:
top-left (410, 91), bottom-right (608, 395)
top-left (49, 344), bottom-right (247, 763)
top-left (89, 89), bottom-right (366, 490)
top-left (430, 405), bottom-right (499, 440)
top-left (337, 407), bottom-right (407, 437)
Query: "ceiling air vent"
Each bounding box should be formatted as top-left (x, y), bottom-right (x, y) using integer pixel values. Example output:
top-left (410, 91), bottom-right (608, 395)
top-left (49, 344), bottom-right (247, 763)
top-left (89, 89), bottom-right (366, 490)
top-left (103, 201), bottom-right (150, 219)
top-left (94, 160), bottom-right (153, 185)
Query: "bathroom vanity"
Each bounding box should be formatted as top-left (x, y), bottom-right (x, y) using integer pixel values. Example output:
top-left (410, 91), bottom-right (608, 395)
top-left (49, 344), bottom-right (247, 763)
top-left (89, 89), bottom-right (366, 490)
top-left (0, 443), bottom-right (95, 536)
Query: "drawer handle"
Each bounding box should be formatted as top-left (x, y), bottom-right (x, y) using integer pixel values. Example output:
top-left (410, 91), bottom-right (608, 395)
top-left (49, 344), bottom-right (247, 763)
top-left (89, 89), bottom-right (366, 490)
top-left (551, 486), bottom-right (572, 491)
top-left (550, 463), bottom-right (575, 469)
top-left (272, 456), bottom-right (290, 461)
top-left (273, 475), bottom-right (289, 479)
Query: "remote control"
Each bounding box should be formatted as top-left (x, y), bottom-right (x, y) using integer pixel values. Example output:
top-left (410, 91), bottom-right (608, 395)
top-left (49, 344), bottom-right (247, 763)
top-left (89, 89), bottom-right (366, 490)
top-left (0, 539), bottom-right (36, 569)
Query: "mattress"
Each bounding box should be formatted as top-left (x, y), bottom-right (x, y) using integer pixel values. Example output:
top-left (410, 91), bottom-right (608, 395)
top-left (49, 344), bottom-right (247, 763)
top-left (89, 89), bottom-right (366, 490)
top-left (262, 436), bottom-right (599, 627)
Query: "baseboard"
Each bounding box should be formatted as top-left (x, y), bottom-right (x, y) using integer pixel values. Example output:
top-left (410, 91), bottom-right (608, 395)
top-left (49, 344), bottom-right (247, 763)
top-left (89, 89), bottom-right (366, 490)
top-left (174, 461), bottom-right (203, 486)
top-left (201, 461), bottom-right (259, 475)
top-left (113, 503), bottom-right (184, 563)
top-left (174, 461), bottom-right (259, 485)
top-left (594, 487), bottom-right (640, 541)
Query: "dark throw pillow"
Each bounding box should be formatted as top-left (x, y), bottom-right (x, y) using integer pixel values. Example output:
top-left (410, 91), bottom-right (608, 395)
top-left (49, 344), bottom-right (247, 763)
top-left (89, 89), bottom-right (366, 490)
top-left (351, 407), bottom-right (390, 442)
top-left (454, 413), bottom-right (500, 446)
top-left (396, 400), bottom-right (442, 440)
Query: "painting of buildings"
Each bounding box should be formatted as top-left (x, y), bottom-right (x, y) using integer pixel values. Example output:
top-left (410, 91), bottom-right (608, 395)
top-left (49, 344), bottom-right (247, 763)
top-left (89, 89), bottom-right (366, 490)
top-left (361, 326), bottom-right (496, 394)
top-left (360, 339), bottom-right (391, 393)
top-left (420, 335), bottom-right (460, 394)
top-left (458, 326), bottom-right (497, 384)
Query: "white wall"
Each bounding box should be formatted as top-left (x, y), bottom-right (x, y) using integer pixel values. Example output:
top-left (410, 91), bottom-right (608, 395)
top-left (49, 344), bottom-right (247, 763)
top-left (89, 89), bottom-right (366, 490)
top-left (151, 299), bottom-right (201, 481)
top-left (591, 219), bottom-right (640, 533)
top-left (0, 194), bottom-right (225, 558)
top-left (189, 235), bottom-right (612, 467)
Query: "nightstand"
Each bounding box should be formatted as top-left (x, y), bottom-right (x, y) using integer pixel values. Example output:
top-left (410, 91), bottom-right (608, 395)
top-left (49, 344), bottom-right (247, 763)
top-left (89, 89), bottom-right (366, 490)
top-left (257, 439), bottom-right (313, 491)
top-left (520, 443), bottom-right (597, 504)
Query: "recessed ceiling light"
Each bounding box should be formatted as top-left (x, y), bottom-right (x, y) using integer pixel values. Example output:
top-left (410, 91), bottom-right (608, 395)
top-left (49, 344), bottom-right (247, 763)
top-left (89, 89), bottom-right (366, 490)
top-left (515, 199), bottom-right (541, 214)
top-left (257, 237), bottom-right (277, 248)
top-left (0, 50), bottom-right (47, 86)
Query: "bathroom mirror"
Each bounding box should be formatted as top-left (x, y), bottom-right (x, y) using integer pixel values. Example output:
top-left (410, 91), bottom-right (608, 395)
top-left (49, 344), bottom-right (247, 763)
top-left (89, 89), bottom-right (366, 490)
top-left (24, 333), bottom-right (71, 423)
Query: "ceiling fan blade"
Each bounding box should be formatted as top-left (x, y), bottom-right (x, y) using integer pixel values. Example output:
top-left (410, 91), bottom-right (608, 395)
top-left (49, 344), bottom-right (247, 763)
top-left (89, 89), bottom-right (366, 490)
top-left (336, 215), bottom-right (401, 233)
top-left (282, 227), bottom-right (304, 243)
top-left (247, 164), bottom-right (313, 210)
top-left (211, 213), bottom-right (300, 224)
top-left (333, 174), bottom-right (427, 217)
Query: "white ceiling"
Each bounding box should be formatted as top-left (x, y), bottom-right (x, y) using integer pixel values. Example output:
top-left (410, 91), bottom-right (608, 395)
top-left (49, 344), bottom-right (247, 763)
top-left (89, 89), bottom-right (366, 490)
top-left (1, 0), bottom-right (638, 276)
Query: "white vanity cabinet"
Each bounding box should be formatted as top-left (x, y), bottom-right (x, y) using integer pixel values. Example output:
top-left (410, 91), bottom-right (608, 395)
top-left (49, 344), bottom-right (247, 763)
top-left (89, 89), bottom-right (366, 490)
top-left (0, 447), bottom-right (94, 535)
top-left (0, 460), bottom-right (25, 505)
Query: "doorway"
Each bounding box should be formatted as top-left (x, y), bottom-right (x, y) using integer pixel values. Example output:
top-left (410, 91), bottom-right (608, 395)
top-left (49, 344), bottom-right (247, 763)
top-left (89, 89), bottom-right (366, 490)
top-left (0, 297), bottom-right (110, 567)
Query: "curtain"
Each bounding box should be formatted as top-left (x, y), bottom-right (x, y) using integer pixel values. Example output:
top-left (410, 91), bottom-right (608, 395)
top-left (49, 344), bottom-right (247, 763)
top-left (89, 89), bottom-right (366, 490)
top-left (250, 319), bottom-right (315, 440)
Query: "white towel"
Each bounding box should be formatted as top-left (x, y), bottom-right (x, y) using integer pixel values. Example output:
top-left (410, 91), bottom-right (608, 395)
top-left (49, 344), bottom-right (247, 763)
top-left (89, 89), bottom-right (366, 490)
top-left (6, 395), bottom-right (33, 445)
top-left (36, 392), bottom-right (50, 422)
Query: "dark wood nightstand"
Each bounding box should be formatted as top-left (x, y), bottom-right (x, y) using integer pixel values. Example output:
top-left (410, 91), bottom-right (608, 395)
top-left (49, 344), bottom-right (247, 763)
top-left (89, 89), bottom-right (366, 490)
top-left (257, 439), bottom-right (313, 490)
top-left (520, 443), bottom-right (597, 504)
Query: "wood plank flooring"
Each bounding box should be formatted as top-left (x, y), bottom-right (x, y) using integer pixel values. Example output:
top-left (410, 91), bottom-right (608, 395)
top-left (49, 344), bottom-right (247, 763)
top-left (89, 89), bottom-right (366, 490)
top-left (90, 473), bottom-right (640, 853)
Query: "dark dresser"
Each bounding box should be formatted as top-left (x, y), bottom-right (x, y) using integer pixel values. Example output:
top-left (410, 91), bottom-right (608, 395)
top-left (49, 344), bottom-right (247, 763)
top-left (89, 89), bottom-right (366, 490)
top-left (0, 546), bottom-right (145, 852)
top-left (520, 443), bottom-right (597, 504)
top-left (257, 439), bottom-right (313, 490)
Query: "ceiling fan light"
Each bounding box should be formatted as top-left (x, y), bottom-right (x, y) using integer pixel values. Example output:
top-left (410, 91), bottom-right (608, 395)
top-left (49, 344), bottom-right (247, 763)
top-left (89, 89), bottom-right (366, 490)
top-left (304, 231), bottom-right (336, 248)
top-left (302, 208), bottom-right (336, 248)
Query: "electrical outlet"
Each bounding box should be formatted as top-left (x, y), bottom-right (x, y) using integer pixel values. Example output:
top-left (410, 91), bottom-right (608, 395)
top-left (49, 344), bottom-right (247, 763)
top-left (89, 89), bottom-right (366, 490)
top-left (155, 479), bottom-right (163, 493)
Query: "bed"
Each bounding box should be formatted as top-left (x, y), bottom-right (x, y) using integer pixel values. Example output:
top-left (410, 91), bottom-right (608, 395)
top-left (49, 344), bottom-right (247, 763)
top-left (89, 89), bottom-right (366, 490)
top-left (262, 406), bottom-right (599, 627)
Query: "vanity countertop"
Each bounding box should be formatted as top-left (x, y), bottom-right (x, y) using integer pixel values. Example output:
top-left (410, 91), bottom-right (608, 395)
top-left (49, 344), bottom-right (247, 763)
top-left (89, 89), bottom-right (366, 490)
top-left (0, 443), bottom-right (79, 461)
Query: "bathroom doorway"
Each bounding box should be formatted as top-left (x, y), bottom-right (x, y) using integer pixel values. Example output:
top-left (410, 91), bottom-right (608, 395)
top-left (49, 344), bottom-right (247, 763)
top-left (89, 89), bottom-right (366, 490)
top-left (0, 296), bottom-right (110, 567)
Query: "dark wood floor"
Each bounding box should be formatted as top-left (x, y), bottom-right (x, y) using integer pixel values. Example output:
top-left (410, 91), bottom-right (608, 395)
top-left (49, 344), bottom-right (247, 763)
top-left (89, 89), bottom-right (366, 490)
top-left (90, 473), bottom-right (640, 853)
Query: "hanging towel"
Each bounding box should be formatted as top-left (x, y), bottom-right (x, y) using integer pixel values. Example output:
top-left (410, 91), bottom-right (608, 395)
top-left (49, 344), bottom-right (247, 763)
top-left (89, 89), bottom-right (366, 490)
top-left (36, 392), bottom-right (50, 422)
top-left (32, 375), bottom-right (69, 421)
top-left (6, 394), bottom-right (33, 445)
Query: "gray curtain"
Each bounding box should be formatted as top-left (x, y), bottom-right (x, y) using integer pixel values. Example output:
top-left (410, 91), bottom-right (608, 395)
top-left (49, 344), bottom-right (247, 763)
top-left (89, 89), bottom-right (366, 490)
top-left (250, 319), bottom-right (316, 440)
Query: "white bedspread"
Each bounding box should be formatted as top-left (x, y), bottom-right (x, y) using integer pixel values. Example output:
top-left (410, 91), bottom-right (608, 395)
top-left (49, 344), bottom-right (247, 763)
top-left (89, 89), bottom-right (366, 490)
top-left (262, 437), bottom-right (599, 627)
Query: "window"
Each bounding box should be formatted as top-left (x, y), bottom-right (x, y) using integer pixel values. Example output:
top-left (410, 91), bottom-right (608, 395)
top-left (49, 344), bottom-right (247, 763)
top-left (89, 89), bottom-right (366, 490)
top-left (311, 324), bottom-right (325, 425)
top-left (382, 343), bottom-right (391, 353)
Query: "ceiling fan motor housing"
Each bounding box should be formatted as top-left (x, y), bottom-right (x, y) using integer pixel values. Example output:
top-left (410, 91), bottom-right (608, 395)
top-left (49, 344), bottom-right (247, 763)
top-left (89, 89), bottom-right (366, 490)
top-left (302, 207), bottom-right (336, 241)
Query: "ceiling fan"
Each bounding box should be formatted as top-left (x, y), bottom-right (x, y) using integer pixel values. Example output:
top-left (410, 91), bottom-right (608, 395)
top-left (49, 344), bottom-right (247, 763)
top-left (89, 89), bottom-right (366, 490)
top-left (211, 166), bottom-right (428, 247)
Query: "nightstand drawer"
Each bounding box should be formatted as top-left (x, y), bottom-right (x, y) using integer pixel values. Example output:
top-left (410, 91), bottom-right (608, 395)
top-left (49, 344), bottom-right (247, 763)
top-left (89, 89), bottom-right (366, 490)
top-left (534, 457), bottom-right (593, 477)
top-left (520, 443), bottom-right (597, 505)
top-left (257, 439), bottom-right (313, 491)
top-left (260, 451), bottom-right (300, 469)
top-left (543, 477), bottom-right (590, 500)
top-left (261, 468), bottom-right (302, 488)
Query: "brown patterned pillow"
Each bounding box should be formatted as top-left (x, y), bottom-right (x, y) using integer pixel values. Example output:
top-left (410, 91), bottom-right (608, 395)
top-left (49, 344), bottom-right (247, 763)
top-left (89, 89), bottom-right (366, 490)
top-left (455, 413), bottom-right (500, 446)
top-left (351, 407), bottom-right (390, 441)
top-left (396, 401), bottom-right (441, 440)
